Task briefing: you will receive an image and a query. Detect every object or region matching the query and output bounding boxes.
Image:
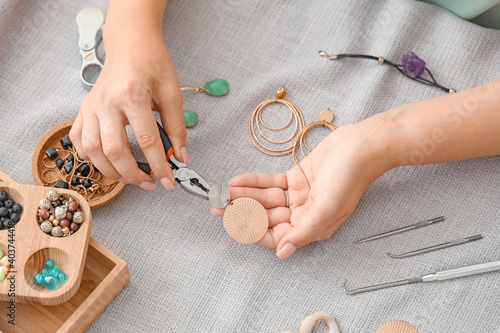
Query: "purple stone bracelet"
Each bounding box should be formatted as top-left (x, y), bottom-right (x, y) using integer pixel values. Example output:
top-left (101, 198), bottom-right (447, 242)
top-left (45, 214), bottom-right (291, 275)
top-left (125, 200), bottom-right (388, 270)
top-left (402, 52), bottom-right (426, 78)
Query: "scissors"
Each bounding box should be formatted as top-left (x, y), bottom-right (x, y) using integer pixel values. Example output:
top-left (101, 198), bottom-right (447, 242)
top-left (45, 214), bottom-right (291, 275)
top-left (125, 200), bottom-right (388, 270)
top-left (137, 121), bottom-right (211, 200)
top-left (76, 7), bottom-right (104, 86)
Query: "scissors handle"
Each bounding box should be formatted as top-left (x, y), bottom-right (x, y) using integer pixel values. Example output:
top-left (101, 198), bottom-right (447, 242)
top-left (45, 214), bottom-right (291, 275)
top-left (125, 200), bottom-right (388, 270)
top-left (137, 122), bottom-right (174, 175)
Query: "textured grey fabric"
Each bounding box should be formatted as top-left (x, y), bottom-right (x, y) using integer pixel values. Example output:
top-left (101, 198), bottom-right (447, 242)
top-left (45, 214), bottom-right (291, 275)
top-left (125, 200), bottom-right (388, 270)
top-left (0, 0), bottom-right (499, 332)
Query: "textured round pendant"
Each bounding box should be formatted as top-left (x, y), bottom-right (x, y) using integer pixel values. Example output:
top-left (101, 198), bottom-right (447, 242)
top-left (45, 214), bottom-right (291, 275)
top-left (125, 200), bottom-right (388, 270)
top-left (208, 184), bottom-right (231, 209)
top-left (376, 320), bottom-right (419, 333)
top-left (183, 110), bottom-right (199, 128)
top-left (223, 197), bottom-right (268, 244)
top-left (203, 79), bottom-right (229, 96)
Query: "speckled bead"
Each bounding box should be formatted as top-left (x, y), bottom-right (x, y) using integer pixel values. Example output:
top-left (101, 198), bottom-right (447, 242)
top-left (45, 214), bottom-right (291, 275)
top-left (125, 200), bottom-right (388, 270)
top-left (40, 220), bottom-right (53, 233)
top-left (51, 226), bottom-right (63, 237)
top-left (54, 206), bottom-right (67, 220)
top-left (72, 211), bottom-right (85, 224)
top-left (39, 199), bottom-right (51, 210)
top-left (46, 189), bottom-right (59, 201)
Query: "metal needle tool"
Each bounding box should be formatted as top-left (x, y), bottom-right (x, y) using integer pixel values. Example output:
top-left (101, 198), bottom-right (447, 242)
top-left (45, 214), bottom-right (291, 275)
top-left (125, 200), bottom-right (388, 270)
top-left (387, 234), bottom-right (483, 258)
top-left (353, 216), bottom-right (445, 244)
top-left (343, 260), bottom-right (500, 295)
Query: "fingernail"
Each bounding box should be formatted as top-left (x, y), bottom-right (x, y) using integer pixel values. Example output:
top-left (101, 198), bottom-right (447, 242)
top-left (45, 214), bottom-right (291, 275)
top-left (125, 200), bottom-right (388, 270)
top-left (139, 181), bottom-right (156, 191)
top-left (180, 147), bottom-right (189, 165)
top-left (276, 243), bottom-right (297, 259)
top-left (118, 177), bottom-right (130, 184)
top-left (160, 177), bottom-right (175, 190)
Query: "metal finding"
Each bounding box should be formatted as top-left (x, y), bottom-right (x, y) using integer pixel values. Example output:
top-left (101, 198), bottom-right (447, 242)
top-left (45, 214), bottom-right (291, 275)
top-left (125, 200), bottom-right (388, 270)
top-left (387, 234), bottom-right (483, 259)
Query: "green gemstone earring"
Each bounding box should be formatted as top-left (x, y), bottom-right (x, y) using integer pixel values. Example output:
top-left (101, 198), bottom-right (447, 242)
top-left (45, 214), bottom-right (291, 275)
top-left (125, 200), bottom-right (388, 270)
top-left (181, 78), bottom-right (229, 128)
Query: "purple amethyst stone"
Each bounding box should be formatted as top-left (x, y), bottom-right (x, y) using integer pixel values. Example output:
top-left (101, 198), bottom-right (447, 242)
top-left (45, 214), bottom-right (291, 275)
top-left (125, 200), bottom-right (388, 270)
top-left (402, 52), bottom-right (426, 78)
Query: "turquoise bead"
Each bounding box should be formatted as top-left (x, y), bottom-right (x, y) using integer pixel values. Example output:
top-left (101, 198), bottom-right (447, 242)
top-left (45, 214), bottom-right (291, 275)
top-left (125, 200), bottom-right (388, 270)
top-left (40, 268), bottom-right (51, 276)
top-left (34, 273), bottom-right (44, 285)
top-left (45, 259), bottom-right (55, 269)
top-left (57, 272), bottom-right (67, 283)
top-left (183, 110), bottom-right (199, 128)
top-left (43, 275), bottom-right (58, 290)
top-left (202, 79), bottom-right (229, 96)
top-left (50, 268), bottom-right (61, 277)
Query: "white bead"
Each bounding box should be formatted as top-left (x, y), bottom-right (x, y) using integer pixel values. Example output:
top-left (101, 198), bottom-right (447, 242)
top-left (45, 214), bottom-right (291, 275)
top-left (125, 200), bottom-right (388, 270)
top-left (46, 189), bottom-right (59, 201)
top-left (0, 265), bottom-right (8, 276)
top-left (54, 206), bottom-right (67, 220)
top-left (39, 198), bottom-right (51, 210)
top-left (40, 220), bottom-right (53, 233)
top-left (1, 256), bottom-right (10, 267)
top-left (51, 226), bottom-right (63, 237)
top-left (73, 211), bottom-right (85, 224)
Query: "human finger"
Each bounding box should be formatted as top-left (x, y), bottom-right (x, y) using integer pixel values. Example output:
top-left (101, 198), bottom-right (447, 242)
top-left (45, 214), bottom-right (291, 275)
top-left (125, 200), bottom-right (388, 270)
top-left (229, 173), bottom-right (288, 189)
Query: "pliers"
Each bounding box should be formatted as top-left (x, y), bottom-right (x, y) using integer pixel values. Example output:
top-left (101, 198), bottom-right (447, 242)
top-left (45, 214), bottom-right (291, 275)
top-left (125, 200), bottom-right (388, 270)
top-left (137, 121), bottom-right (211, 200)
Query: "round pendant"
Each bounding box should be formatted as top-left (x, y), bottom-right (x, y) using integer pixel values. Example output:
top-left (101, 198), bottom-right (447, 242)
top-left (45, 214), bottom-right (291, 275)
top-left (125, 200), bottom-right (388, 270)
top-left (202, 79), bottom-right (229, 96)
top-left (376, 320), bottom-right (419, 333)
top-left (223, 197), bottom-right (268, 244)
top-left (183, 110), bottom-right (199, 128)
top-left (208, 184), bottom-right (231, 209)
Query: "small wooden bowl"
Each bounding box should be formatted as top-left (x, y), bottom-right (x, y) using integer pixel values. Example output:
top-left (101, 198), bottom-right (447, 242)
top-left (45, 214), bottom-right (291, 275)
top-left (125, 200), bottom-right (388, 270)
top-left (31, 120), bottom-right (126, 210)
top-left (0, 181), bottom-right (92, 305)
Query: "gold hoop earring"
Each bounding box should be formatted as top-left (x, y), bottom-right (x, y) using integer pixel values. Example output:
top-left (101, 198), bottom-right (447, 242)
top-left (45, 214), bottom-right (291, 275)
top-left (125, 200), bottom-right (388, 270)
top-left (292, 109), bottom-right (339, 164)
top-left (249, 88), bottom-right (305, 156)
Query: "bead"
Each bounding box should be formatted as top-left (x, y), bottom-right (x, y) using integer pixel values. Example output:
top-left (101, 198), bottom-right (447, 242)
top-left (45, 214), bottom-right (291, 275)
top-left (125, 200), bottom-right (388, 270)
top-left (73, 211), bottom-right (85, 224)
top-left (53, 219), bottom-right (59, 226)
top-left (183, 110), bottom-right (199, 128)
top-left (38, 209), bottom-right (49, 219)
top-left (3, 199), bottom-right (14, 208)
top-left (45, 146), bottom-right (58, 159)
top-left (71, 177), bottom-right (80, 186)
top-left (0, 272), bottom-right (4, 282)
top-left (65, 211), bottom-right (73, 221)
top-left (70, 222), bottom-right (79, 232)
top-left (46, 189), bottom-right (59, 201)
top-left (63, 161), bottom-right (74, 174)
top-left (40, 268), bottom-right (50, 276)
top-left (11, 203), bottom-right (22, 213)
top-left (67, 201), bottom-right (79, 212)
top-left (402, 52), bottom-right (425, 78)
top-left (60, 136), bottom-right (72, 149)
top-left (66, 154), bottom-right (75, 163)
top-left (78, 164), bottom-right (90, 177)
top-left (57, 272), bottom-right (68, 283)
top-left (59, 194), bottom-right (65, 200)
top-left (33, 273), bottom-right (44, 285)
top-left (202, 79), bottom-right (229, 96)
top-left (51, 226), bottom-right (63, 237)
top-left (55, 180), bottom-right (69, 189)
top-left (3, 219), bottom-right (13, 228)
top-left (40, 220), bottom-right (53, 233)
top-left (54, 206), bottom-right (67, 220)
top-left (37, 216), bottom-right (44, 223)
top-left (0, 207), bottom-right (8, 217)
top-left (48, 215), bottom-right (55, 222)
top-left (0, 191), bottom-right (7, 201)
top-left (10, 213), bottom-right (20, 223)
top-left (39, 199), bottom-right (51, 210)
top-left (62, 226), bottom-right (70, 234)
top-left (319, 109), bottom-right (334, 123)
top-left (50, 267), bottom-right (61, 277)
top-left (45, 259), bottom-right (55, 269)
top-left (0, 249), bottom-right (3, 257)
top-left (60, 218), bottom-right (70, 227)
top-left (0, 265), bottom-right (8, 276)
top-left (55, 158), bottom-right (65, 169)
top-left (82, 179), bottom-right (92, 188)
top-left (1, 256), bottom-right (10, 267)
top-left (43, 275), bottom-right (58, 290)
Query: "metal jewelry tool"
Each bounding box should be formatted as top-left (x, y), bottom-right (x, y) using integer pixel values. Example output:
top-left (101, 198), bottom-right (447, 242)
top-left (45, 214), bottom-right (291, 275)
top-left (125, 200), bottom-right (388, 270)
top-left (353, 216), bottom-right (445, 244)
top-left (343, 259), bottom-right (500, 295)
top-left (387, 234), bottom-right (483, 258)
top-left (137, 121), bottom-right (212, 202)
top-left (76, 7), bottom-right (104, 86)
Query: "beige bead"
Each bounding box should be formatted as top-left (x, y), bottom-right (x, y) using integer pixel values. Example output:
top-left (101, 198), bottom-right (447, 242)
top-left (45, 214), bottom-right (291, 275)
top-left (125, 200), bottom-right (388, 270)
top-left (55, 206), bottom-right (67, 220)
top-left (40, 220), bottom-right (53, 233)
top-left (1, 256), bottom-right (10, 267)
top-left (46, 189), bottom-right (59, 201)
top-left (49, 215), bottom-right (55, 222)
top-left (39, 198), bottom-right (51, 210)
top-left (53, 219), bottom-right (59, 226)
top-left (73, 211), bottom-right (85, 224)
top-left (62, 227), bottom-right (70, 234)
top-left (0, 265), bottom-right (8, 276)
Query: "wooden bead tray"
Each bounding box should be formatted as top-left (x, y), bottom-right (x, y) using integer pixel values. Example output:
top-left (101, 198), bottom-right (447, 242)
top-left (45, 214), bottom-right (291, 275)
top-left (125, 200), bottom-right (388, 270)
top-left (32, 120), bottom-right (126, 210)
top-left (0, 173), bottom-right (92, 305)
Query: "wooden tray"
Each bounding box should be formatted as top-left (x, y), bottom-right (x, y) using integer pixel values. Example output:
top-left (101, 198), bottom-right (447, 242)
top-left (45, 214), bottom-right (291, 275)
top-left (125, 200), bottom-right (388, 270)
top-left (0, 182), bottom-right (92, 305)
top-left (31, 120), bottom-right (126, 210)
top-left (0, 238), bottom-right (130, 333)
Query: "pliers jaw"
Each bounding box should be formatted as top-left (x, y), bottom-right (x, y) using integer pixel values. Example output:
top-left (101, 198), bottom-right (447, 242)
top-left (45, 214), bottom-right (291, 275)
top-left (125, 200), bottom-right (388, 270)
top-left (169, 156), bottom-right (210, 200)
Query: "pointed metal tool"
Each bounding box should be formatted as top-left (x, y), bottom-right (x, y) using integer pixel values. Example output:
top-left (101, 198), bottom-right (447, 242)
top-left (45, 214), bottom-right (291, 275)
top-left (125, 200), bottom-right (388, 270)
top-left (387, 234), bottom-right (483, 258)
top-left (353, 216), bottom-right (445, 244)
top-left (343, 260), bottom-right (500, 295)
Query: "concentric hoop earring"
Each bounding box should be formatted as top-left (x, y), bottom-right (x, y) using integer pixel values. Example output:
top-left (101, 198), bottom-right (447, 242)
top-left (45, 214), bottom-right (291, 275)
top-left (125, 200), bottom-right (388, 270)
top-left (249, 88), bottom-right (305, 156)
top-left (292, 109), bottom-right (339, 164)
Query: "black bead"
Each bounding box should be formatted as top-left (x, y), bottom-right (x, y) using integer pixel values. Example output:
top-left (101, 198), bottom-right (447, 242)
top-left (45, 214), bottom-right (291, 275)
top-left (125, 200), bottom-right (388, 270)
top-left (55, 180), bottom-right (69, 189)
top-left (3, 199), bottom-right (14, 208)
top-left (78, 164), bottom-right (90, 177)
top-left (0, 207), bottom-right (8, 217)
top-left (82, 179), bottom-right (92, 188)
top-left (60, 136), bottom-right (73, 149)
top-left (0, 191), bottom-right (8, 201)
top-left (12, 204), bottom-right (22, 213)
top-left (0, 222), bottom-right (3, 230)
top-left (3, 219), bottom-right (13, 228)
top-left (8, 208), bottom-right (13, 214)
top-left (64, 161), bottom-right (74, 173)
top-left (45, 146), bottom-right (58, 159)
top-left (66, 154), bottom-right (75, 163)
top-left (55, 158), bottom-right (65, 169)
top-left (71, 177), bottom-right (81, 186)
top-left (0, 201), bottom-right (3, 207)
top-left (10, 213), bottom-right (20, 223)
